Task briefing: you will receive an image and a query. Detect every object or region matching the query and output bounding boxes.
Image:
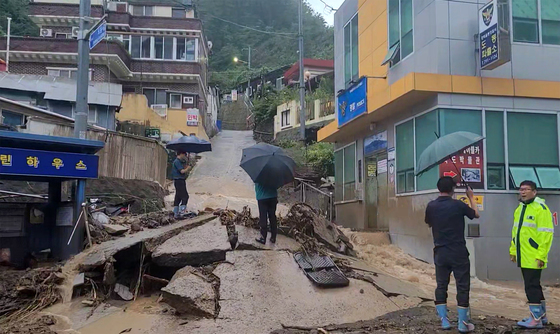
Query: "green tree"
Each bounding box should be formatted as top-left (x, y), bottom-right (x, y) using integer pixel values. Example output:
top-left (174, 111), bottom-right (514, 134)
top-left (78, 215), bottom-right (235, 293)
top-left (0, 0), bottom-right (39, 37)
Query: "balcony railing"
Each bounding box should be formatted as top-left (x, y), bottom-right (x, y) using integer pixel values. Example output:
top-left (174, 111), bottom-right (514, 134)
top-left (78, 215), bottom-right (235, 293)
top-left (319, 99), bottom-right (335, 117)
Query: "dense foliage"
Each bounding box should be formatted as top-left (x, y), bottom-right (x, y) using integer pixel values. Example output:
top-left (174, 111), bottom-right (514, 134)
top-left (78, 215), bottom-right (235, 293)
top-left (196, 0), bottom-right (334, 89)
top-left (0, 0), bottom-right (39, 37)
top-left (277, 140), bottom-right (335, 178)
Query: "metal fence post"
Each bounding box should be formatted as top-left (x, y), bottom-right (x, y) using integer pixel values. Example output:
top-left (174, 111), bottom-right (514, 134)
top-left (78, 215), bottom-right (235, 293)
top-left (329, 192), bottom-right (333, 221)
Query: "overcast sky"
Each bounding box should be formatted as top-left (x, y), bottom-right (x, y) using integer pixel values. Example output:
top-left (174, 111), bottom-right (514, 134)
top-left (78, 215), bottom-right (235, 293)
top-left (307, 0), bottom-right (345, 26)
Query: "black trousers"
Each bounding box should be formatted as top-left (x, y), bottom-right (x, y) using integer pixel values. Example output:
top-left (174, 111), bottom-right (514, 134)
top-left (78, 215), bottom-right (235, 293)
top-left (258, 198), bottom-right (278, 239)
top-left (434, 247), bottom-right (470, 307)
top-left (522, 268), bottom-right (545, 304)
top-left (173, 179), bottom-right (189, 207)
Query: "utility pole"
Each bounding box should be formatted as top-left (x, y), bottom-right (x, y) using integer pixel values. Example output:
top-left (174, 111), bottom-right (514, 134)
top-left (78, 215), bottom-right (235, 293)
top-left (74, 0), bottom-right (92, 139)
top-left (298, 0), bottom-right (305, 141)
top-left (247, 46), bottom-right (251, 97)
top-left (6, 17), bottom-right (11, 72)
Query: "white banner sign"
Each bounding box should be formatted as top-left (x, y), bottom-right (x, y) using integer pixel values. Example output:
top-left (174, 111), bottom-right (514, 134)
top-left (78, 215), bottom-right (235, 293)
top-left (187, 108), bottom-right (199, 126)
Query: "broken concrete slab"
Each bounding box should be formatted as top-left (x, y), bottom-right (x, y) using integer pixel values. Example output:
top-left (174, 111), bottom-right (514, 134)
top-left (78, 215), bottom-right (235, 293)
top-left (91, 212), bottom-right (110, 226)
top-left (213, 251), bottom-right (402, 331)
top-left (73, 273), bottom-right (85, 287)
top-left (161, 266), bottom-right (216, 317)
top-left (152, 220), bottom-right (230, 267)
top-left (103, 224), bottom-right (129, 236)
top-left (78, 214), bottom-right (215, 271)
top-left (235, 225), bottom-right (300, 251)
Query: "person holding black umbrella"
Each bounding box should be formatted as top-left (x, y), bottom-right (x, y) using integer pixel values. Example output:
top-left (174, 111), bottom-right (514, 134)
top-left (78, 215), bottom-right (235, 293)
top-left (425, 177), bottom-right (480, 333)
top-left (255, 182), bottom-right (279, 244)
top-left (172, 151), bottom-right (192, 218)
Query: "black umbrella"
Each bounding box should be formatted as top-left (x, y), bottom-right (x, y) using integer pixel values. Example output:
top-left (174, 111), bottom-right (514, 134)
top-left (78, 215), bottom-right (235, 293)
top-left (166, 135), bottom-right (212, 153)
top-left (240, 143), bottom-right (296, 188)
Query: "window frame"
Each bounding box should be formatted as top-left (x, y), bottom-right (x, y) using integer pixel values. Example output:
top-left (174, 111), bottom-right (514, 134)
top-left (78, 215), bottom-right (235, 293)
top-left (142, 88), bottom-right (168, 106)
top-left (343, 13), bottom-right (359, 86)
top-left (394, 106), bottom-right (560, 196)
top-left (128, 36), bottom-right (199, 62)
top-left (385, 0), bottom-right (414, 67)
top-left (169, 94), bottom-right (182, 109)
top-left (72, 105), bottom-right (98, 124)
top-left (172, 8), bottom-right (186, 18)
top-left (334, 142), bottom-right (358, 202)
top-left (281, 110), bottom-right (291, 128)
top-left (47, 67), bottom-right (93, 80)
top-left (511, 0), bottom-right (560, 46)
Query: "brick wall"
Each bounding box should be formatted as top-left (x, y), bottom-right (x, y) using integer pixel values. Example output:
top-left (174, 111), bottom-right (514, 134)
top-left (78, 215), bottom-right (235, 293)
top-left (7, 62), bottom-right (119, 83)
top-left (130, 60), bottom-right (201, 75)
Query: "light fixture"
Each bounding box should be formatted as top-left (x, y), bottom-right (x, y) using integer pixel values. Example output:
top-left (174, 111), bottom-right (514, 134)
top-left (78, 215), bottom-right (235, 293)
top-left (233, 57), bottom-right (239, 63)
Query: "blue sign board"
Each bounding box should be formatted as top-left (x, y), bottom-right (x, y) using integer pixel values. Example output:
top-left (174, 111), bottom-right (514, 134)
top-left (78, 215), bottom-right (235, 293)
top-left (479, 0), bottom-right (499, 69)
top-left (89, 22), bottom-right (107, 50)
top-left (364, 131), bottom-right (388, 156)
top-left (0, 148), bottom-right (99, 179)
top-left (338, 77), bottom-right (367, 127)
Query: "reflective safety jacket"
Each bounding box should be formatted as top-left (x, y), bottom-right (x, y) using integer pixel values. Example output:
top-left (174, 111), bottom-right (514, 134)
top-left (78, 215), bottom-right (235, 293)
top-left (510, 197), bottom-right (554, 269)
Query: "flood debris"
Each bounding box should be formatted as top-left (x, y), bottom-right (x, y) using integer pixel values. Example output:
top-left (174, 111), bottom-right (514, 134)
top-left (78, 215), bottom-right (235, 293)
top-left (272, 306), bottom-right (560, 334)
top-left (161, 266), bottom-right (218, 317)
top-left (0, 315), bottom-right (57, 334)
top-left (218, 203), bottom-right (355, 256)
top-left (103, 224), bottom-right (130, 236)
top-left (0, 267), bottom-right (62, 325)
top-left (111, 211), bottom-right (178, 232)
top-left (114, 283), bottom-right (134, 301)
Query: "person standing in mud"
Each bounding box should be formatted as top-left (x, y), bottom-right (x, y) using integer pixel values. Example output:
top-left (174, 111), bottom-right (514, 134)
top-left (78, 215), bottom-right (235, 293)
top-left (424, 176), bottom-right (479, 333)
top-left (172, 151), bottom-right (192, 218)
top-left (510, 180), bottom-right (554, 329)
top-left (254, 182), bottom-right (278, 245)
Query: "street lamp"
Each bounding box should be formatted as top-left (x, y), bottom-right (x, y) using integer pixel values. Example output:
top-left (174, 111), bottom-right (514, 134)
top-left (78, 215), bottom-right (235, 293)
top-left (233, 47), bottom-right (252, 97)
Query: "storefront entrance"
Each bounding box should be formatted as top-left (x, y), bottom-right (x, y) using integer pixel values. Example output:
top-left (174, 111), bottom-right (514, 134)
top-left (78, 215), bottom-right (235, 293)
top-left (365, 151), bottom-right (389, 231)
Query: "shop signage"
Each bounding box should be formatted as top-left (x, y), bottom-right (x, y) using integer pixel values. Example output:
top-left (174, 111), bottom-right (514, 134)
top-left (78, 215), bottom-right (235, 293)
top-left (479, 0), bottom-right (511, 70)
top-left (367, 163), bottom-right (377, 177)
top-left (0, 147), bottom-right (99, 179)
top-left (337, 77), bottom-right (367, 127)
top-left (439, 140), bottom-right (484, 189)
top-left (388, 147), bottom-right (395, 161)
top-left (456, 194), bottom-right (484, 211)
top-left (187, 108), bottom-right (199, 126)
top-left (377, 159), bottom-right (388, 174)
top-left (364, 131), bottom-right (388, 156)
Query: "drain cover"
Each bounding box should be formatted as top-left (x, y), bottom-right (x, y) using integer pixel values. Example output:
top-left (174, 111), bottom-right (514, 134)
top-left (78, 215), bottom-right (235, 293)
top-left (294, 252), bottom-right (349, 288)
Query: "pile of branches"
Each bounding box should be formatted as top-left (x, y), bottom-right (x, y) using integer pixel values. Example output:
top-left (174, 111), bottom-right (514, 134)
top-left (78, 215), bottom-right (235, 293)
top-left (113, 211), bottom-right (176, 231)
top-left (0, 267), bottom-right (63, 325)
top-left (216, 206), bottom-right (259, 229)
top-left (278, 203), bottom-right (327, 254)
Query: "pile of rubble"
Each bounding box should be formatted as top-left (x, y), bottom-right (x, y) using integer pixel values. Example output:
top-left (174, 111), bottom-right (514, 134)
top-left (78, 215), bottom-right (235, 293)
top-left (218, 203), bottom-right (355, 256)
top-left (111, 211), bottom-right (177, 233)
top-left (0, 267), bottom-right (62, 325)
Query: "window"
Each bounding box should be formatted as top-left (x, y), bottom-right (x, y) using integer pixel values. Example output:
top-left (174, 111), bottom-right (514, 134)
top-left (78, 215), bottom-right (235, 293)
top-left (507, 112), bottom-right (559, 188)
top-left (141, 36), bottom-right (151, 58)
top-left (143, 88), bottom-right (167, 106)
top-left (55, 33), bottom-right (69, 39)
top-left (131, 36), bottom-right (141, 58)
top-left (172, 8), bottom-right (186, 18)
top-left (130, 36), bottom-right (197, 61)
top-left (72, 105), bottom-right (98, 124)
top-left (542, 0), bottom-right (560, 45)
top-left (334, 143), bottom-right (357, 202)
top-left (344, 15), bottom-right (358, 85)
top-left (170, 94), bottom-right (182, 109)
top-left (281, 110), bottom-right (290, 127)
top-left (385, 0), bottom-right (413, 66)
top-left (108, 34), bottom-right (130, 52)
top-left (486, 111), bottom-right (506, 189)
top-left (513, 0), bottom-right (539, 43)
top-left (47, 68), bottom-right (92, 80)
top-left (513, 0), bottom-right (560, 45)
top-left (396, 120), bottom-right (414, 193)
top-left (133, 5), bottom-right (153, 16)
top-left (1, 110), bottom-right (24, 126)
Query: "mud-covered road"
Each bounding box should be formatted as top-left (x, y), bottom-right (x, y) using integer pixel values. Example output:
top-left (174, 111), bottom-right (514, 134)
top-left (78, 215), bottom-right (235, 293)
top-left (272, 306), bottom-right (560, 334)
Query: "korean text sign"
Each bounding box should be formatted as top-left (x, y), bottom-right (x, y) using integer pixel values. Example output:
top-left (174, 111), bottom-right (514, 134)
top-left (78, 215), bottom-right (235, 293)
top-left (479, 0), bottom-right (499, 69)
top-left (439, 141), bottom-right (484, 189)
top-left (0, 148), bottom-right (99, 179)
top-left (338, 77), bottom-right (367, 127)
top-left (187, 108), bottom-right (199, 126)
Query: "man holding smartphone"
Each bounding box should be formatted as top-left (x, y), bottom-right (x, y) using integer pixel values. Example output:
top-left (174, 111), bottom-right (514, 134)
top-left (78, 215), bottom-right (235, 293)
top-left (425, 176), bottom-right (480, 333)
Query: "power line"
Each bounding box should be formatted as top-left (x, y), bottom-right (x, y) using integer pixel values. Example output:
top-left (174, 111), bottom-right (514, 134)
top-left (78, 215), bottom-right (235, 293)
top-left (173, 0), bottom-right (298, 39)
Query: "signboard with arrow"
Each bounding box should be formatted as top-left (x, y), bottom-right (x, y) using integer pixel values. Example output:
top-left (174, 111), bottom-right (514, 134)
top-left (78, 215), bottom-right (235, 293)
top-left (439, 140), bottom-right (484, 189)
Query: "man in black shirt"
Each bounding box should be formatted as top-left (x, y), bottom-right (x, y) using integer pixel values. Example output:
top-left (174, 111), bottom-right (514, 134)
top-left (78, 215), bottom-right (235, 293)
top-left (425, 176), bottom-right (480, 333)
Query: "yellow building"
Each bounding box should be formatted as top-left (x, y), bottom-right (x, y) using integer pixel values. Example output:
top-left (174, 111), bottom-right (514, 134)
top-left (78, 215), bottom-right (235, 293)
top-left (320, 0), bottom-right (560, 281)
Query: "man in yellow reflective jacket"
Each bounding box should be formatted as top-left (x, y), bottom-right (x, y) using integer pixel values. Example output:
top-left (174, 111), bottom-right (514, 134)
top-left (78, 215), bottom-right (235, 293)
top-left (510, 180), bottom-right (554, 329)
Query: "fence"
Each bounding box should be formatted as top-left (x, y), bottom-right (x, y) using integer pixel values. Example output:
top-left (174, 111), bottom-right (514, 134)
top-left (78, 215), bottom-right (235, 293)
top-left (24, 118), bottom-right (168, 185)
top-left (295, 177), bottom-right (334, 221)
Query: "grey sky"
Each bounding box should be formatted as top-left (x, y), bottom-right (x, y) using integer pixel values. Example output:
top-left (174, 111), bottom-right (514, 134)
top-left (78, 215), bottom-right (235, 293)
top-left (307, 0), bottom-right (345, 26)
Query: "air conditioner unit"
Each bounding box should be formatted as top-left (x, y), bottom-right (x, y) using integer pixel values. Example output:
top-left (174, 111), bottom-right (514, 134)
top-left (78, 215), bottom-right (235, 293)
top-left (71, 27), bottom-right (79, 38)
top-left (40, 29), bottom-right (53, 37)
top-left (183, 96), bottom-right (194, 104)
top-left (151, 104), bottom-right (168, 118)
